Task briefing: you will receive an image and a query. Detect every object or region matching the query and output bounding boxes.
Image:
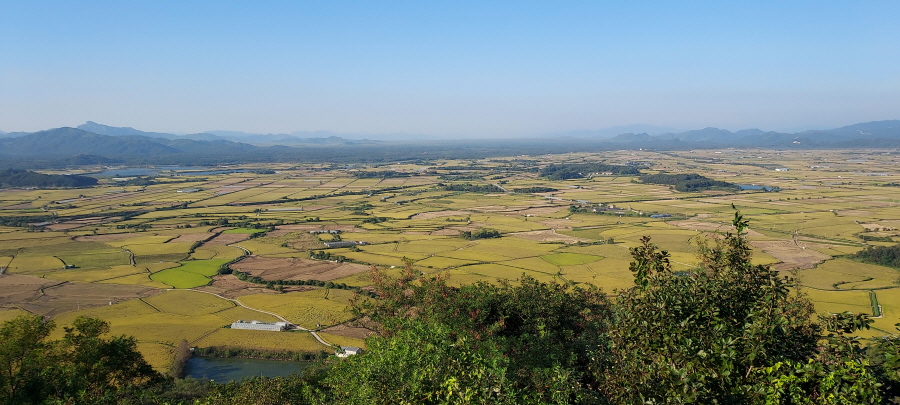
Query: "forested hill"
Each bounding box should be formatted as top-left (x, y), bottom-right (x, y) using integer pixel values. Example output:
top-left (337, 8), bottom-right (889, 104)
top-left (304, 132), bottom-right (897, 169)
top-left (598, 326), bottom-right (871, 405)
top-left (0, 127), bottom-right (258, 157)
top-left (0, 169), bottom-right (98, 188)
top-left (639, 173), bottom-right (739, 192)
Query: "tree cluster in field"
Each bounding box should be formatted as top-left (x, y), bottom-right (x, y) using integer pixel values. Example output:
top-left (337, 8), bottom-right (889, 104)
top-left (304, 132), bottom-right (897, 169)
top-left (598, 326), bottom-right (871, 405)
top-left (361, 216), bottom-right (388, 224)
top-left (859, 234), bottom-right (895, 242)
top-left (0, 214), bottom-right (55, 228)
top-left (308, 250), bottom-right (350, 262)
top-left (639, 172), bottom-right (740, 192)
top-left (853, 244), bottom-right (900, 268)
top-left (439, 183), bottom-right (504, 193)
top-left (112, 176), bottom-right (155, 186)
top-left (0, 169), bottom-right (98, 188)
top-left (511, 186), bottom-right (558, 193)
top-left (339, 203), bottom-right (374, 211)
top-left (437, 173), bottom-right (486, 181)
top-left (539, 163), bottom-right (641, 180)
top-left (459, 228), bottom-right (501, 240)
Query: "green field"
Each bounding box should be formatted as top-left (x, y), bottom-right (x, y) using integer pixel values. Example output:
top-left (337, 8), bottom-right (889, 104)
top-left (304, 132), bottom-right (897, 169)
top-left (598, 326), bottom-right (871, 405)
top-left (149, 259), bottom-right (231, 288)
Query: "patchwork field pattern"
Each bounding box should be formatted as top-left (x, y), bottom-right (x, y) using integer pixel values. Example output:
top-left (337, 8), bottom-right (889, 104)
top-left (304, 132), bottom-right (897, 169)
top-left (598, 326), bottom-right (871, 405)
top-left (5, 150), bottom-right (900, 368)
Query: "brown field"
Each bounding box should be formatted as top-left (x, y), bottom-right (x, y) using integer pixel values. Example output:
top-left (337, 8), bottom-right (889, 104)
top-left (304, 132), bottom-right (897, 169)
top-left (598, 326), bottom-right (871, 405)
top-left (0, 274), bottom-right (63, 308)
top-left (21, 281), bottom-right (158, 317)
top-left (320, 323), bottom-right (373, 340)
top-left (431, 228), bottom-right (461, 236)
top-left (231, 256), bottom-right (369, 281)
top-left (750, 240), bottom-right (832, 271)
top-left (194, 274), bottom-right (319, 298)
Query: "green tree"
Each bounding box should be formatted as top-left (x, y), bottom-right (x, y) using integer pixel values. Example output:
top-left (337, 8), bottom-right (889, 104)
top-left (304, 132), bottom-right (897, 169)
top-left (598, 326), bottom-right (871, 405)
top-left (0, 315), bottom-right (55, 404)
top-left (0, 315), bottom-right (161, 405)
top-left (597, 208), bottom-right (879, 403)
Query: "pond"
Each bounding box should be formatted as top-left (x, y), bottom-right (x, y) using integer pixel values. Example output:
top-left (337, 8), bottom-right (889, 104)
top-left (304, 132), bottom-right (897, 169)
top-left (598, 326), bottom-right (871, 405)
top-left (736, 184), bottom-right (773, 191)
top-left (185, 357), bottom-right (313, 383)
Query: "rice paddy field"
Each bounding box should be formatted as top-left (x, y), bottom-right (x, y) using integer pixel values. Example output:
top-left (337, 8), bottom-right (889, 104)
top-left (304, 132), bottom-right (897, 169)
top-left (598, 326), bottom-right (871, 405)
top-left (5, 149), bottom-right (900, 370)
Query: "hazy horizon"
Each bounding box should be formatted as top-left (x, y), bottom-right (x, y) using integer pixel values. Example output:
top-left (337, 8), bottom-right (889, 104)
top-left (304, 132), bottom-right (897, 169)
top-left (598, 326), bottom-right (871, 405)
top-left (2, 1), bottom-right (898, 136)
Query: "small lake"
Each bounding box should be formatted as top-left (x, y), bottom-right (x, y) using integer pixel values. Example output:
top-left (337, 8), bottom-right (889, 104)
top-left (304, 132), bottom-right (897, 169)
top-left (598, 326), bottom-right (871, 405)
top-left (186, 357), bottom-right (312, 382)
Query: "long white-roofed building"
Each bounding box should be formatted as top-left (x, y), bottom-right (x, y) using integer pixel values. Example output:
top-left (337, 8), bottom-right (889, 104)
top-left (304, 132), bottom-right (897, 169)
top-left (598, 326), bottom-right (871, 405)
top-left (231, 320), bottom-right (289, 331)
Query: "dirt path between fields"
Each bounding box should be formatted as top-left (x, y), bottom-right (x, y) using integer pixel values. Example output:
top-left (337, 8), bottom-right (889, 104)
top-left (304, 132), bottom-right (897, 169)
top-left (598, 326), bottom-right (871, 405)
top-left (175, 289), bottom-right (332, 347)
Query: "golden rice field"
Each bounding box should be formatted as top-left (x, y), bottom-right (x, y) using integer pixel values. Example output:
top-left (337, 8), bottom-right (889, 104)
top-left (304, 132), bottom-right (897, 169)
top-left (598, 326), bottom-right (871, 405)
top-left (7, 149), bottom-right (900, 369)
top-left (194, 329), bottom-right (328, 352)
top-left (318, 333), bottom-right (366, 349)
top-left (239, 289), bottom-right (357, 329)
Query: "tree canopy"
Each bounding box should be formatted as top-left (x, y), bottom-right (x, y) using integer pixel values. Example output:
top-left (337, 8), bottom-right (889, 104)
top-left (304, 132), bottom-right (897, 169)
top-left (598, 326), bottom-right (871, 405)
top-left (3, 209), bottom-right (900, 404)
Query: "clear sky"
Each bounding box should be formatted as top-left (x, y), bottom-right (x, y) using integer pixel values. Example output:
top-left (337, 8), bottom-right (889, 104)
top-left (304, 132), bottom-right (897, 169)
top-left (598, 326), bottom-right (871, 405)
top-left (2, 1), bottom-right (899, 137)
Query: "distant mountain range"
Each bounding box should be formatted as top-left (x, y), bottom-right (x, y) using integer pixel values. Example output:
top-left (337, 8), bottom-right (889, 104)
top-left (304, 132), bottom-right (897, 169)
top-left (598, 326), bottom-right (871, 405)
top-left (1, 120), bottom-right (900, 169)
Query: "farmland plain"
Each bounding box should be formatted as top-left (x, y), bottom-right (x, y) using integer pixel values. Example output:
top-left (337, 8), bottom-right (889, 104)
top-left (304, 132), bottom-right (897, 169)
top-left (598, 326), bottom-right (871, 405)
top-left (4, 149), bottom-right (900, 369)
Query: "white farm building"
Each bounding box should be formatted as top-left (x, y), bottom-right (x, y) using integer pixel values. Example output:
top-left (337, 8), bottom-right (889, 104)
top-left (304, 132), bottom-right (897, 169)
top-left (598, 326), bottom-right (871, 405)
top-left (231, 320), bottom-right (289, 332)
top-left (336, 346), bottom-right (363, 358)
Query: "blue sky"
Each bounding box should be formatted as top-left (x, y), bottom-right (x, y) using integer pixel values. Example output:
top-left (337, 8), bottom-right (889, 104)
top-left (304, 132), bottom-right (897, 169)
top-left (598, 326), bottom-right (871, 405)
top-left (2, 1), bottom-right (898, 137)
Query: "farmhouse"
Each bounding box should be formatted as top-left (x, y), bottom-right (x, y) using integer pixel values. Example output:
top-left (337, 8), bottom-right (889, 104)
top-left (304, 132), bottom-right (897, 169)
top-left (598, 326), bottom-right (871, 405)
top-left (336, 346), bottom-right (363, 358)
top-left (231, 320), bottom-right (289, 331)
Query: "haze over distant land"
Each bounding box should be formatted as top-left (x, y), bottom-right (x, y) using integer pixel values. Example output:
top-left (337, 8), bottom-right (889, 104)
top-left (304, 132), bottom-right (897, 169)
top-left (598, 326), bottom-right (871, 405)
top-left (1, 2), bottom-right (898, 136)
top-left (1, 119), bottom-right (900, 170)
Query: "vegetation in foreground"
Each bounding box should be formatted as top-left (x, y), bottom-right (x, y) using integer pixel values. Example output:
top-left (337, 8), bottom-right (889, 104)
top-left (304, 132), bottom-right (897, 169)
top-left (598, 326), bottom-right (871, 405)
top-left (3, 211), bottom-right (900, 404)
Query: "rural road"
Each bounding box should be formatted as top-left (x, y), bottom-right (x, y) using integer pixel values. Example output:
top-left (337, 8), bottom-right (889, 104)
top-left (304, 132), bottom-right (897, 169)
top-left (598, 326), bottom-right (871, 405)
top-left (174, 289), bottom-right (333, 347)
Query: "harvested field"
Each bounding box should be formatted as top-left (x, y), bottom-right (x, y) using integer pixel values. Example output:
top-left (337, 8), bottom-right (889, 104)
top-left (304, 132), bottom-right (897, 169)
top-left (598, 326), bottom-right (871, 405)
top-left (750, 240), bottom-right (832, 271)
top-left (509, 229), bottom-right (591, 244)
top-left (22, 282), bottom-right (157, 317)
top-left (196, 275), bottom-right (293, 298)
top-left (231, 256), bottom-right (369, 281)
top-left (430, 228), bottom-right (461, 236)
top-left (0, 274), bottom-right (63, 308)
top-left (321, 323), bottom-right (374, 340)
